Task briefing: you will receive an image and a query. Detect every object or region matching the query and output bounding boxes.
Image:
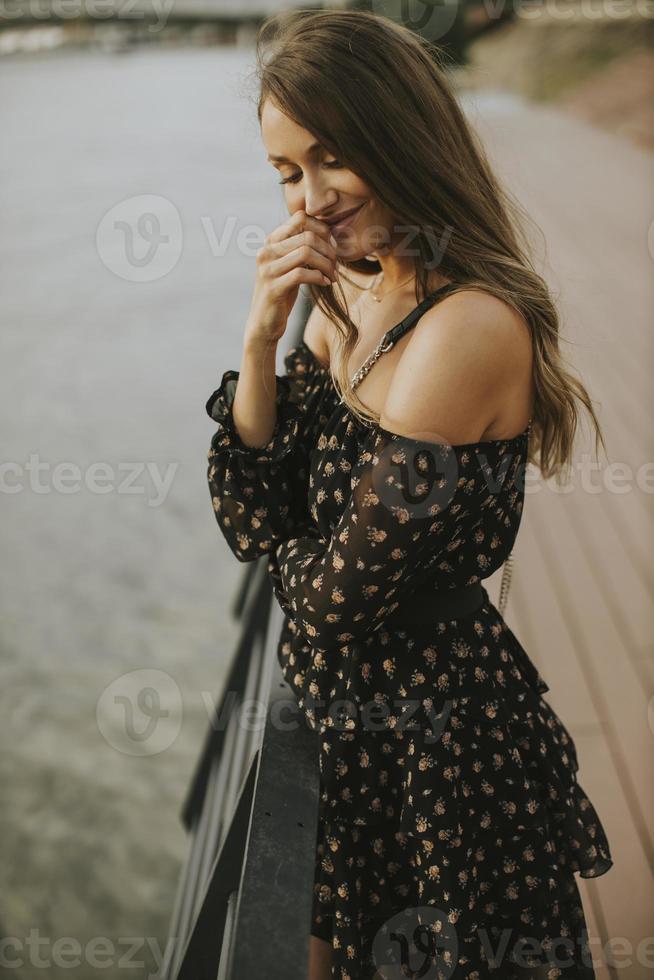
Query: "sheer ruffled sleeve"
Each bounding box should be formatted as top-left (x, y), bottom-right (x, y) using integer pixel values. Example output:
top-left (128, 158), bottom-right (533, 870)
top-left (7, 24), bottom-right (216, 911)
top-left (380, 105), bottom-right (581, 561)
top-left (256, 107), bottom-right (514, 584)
top-left (206, 342), bottom-right (334, 562)
top-left (274, 428), bottom-right (495, 649)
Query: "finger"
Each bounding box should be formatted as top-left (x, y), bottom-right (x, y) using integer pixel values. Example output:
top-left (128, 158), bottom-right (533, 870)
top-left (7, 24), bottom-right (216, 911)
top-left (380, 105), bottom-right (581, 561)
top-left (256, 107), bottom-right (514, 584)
top-left (269, 209), bottom-right (336, 248)
top-left (274, 266), bottom-right (332, 292)
top-left (268, 244), bottom-right (337, 282)
top-left (271, 229), bottom-right (338, 265)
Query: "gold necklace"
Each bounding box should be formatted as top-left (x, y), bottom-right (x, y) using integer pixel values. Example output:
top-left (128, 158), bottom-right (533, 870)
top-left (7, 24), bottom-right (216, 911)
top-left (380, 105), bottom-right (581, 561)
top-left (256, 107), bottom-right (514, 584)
top-left (369, 269), bottom-right (415, 303)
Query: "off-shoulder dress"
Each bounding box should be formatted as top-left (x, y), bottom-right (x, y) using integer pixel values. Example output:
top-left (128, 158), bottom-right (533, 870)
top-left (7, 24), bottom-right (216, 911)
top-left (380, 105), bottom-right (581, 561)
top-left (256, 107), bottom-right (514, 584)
top-left (205, 286), bottom-right (613, 980)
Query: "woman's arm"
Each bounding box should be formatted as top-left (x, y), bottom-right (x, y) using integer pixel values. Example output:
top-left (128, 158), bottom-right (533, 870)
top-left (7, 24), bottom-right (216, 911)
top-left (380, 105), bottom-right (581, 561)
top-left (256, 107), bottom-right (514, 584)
top-left (228, 335), bottom-right (281, 450)
top-left (206, 209), bottom-right (338, 561)
top-left (206, 318), bottom-right (335, 562)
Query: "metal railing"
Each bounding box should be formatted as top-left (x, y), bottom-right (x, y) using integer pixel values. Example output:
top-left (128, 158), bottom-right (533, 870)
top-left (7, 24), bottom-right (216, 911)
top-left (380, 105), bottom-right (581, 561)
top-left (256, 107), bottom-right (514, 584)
top-left (157, 559), bottom-right (321, 980)
top-left (158, 297), bottom-right (319, 980)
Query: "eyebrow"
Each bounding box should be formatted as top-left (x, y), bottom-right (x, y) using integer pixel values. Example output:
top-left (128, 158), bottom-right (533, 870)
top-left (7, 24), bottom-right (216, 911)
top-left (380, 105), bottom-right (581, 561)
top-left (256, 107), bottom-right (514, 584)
top-left (267, 141), bottom-right (323, 164)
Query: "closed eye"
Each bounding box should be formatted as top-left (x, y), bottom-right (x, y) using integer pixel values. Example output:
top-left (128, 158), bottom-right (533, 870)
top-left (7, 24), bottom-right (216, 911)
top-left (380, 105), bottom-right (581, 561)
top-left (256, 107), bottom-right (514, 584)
top-left (278, 160), bottom-right (343, 185)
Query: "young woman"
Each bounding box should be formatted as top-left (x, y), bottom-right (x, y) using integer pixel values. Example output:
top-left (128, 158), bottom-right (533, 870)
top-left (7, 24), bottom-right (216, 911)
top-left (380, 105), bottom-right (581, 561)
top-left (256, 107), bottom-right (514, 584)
top-left (206, 10), bottom-right (613, 980)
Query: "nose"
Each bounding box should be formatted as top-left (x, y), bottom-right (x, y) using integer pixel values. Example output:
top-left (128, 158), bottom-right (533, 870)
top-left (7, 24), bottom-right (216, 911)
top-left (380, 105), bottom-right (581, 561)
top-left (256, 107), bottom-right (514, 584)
top-left (303, 173), bottom-right (337, 219)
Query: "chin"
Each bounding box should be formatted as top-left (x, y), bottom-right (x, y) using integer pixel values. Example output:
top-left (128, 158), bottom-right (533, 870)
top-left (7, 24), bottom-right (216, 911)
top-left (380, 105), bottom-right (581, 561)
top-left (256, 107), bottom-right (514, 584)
top-left (334, 232), bottom-right (378, 263)
top-left (336, 244), bottom-right (371, 264)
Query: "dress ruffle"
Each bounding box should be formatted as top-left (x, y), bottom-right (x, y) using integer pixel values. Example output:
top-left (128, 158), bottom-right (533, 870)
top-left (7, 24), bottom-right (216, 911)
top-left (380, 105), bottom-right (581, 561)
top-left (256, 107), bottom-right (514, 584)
top-left (312, 697), bottom-right (610, 977)
top-left (312, 604), bottom-right (613, 977)
top-left (312, 815), bottom-right (599, 978)
top-left (205, 341), bottom-right (338, 461)
top-left (205, 369), bottom-right (303, 463)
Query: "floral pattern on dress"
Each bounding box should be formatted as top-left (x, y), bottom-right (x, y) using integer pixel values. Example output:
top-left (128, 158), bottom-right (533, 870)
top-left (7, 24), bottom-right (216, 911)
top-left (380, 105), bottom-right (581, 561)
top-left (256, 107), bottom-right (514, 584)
top-left (206, 338), bottom-right (613, 980)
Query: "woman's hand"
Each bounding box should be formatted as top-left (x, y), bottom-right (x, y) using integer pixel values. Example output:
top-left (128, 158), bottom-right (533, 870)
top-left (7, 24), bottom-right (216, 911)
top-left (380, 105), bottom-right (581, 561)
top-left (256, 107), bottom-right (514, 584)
top-left (245, 209), bottom-right (338, 347)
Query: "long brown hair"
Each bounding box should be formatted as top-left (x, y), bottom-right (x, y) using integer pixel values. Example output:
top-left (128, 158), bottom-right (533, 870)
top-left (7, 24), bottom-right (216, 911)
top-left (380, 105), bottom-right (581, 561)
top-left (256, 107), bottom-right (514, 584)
top-left (252, 8), bottom-right (606, 482)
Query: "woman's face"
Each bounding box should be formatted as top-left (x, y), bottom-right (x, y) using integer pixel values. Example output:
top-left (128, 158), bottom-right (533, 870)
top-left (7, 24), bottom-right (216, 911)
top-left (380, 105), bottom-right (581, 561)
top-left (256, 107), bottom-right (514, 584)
top-left (260, 99), bottom-right (396, 261)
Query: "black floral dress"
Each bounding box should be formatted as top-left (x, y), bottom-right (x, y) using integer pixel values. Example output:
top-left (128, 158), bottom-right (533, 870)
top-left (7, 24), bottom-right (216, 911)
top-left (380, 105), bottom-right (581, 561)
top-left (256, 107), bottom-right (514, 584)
top-left (205, 297), bottom-right (614, 980)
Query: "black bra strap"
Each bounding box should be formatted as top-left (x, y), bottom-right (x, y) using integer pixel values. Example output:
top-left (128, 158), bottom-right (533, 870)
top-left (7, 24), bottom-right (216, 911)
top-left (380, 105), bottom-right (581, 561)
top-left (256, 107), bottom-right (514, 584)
top-left (382, 282), bottom-right (458, 347)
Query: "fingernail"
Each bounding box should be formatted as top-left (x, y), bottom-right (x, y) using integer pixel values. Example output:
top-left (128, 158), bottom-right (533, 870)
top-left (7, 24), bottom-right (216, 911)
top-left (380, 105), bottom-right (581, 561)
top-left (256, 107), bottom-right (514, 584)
top-left (329, 234), bottom-right (338, 248)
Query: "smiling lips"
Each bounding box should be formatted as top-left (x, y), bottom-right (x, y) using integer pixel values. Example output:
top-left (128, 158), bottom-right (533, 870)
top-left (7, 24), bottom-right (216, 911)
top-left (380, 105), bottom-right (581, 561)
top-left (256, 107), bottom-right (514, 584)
top-left (327, 203), bottom-right (364, 235)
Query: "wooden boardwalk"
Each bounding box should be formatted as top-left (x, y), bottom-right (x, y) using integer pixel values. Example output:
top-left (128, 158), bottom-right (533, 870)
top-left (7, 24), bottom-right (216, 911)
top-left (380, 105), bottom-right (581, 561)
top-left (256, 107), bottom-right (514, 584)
top-left (462, 90), bottom-right (654, 977)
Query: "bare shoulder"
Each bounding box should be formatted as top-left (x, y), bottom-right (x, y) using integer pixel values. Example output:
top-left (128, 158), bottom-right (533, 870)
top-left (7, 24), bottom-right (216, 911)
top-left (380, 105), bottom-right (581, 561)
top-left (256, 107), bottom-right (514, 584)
top-left (381, 287), bottom-right (533, 444)
top-left (301, 265), bottom-right (376, 368)
top-left (416, 288), bottom-right (531, 365)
